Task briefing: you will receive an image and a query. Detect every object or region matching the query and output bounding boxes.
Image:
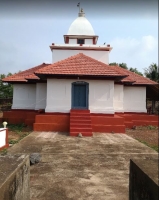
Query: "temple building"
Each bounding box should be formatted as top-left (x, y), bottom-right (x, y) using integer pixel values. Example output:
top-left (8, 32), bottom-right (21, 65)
top-left (2, 9), bottom-right (158, 136)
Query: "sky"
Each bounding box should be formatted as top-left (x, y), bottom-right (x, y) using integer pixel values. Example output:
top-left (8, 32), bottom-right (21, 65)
top-left (0, 0), bottom-right (158, 75)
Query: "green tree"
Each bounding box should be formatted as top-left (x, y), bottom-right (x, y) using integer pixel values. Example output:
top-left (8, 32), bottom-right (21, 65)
top-left (129, 67), bottom-right (143, 76)
top-left (109, 62), bottom-right (128, 69)
top-left (144, 63), bottom-right (159, 82)
top-left (109, 62), bottom-right (118, 66)
top-left (119, 63), bottom-right (128, 69)
top-left (0, 73), bottom-right (13, 98)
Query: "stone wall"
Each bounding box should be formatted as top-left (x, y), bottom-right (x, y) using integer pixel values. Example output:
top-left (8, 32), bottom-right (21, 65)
top-left (0, 154), bottom-right (30, 200)
top-left (129, 157), bottom-right (158, 200)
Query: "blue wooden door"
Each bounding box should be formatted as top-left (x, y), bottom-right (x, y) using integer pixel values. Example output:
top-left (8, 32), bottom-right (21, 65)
top-left (72, 82), bottom-right (88, 109)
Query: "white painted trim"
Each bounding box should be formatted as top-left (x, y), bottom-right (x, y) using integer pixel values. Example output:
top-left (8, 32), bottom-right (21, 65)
top-left (0, 129), bottom-right (6, 148)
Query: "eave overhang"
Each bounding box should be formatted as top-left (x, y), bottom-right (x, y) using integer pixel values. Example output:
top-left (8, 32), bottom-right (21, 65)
top-left (50, 45), bottom-right (112, 51)
top-left (35, 73), bottom-right (127, 81)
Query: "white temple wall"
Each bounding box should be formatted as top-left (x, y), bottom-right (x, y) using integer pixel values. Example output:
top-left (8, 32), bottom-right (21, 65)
top-left (12, 84), bottom-right (36, 110)
top-left (46, 79), bottom-right (114, 114)
top-left (123, 86), bottom-right (147, 113)
top-left (85, 39), bottom-right (93, 44)
top-left (46, 79), bottom-right (71, 113)
top-left (113, 84), bottom-right (124, 112)
top-left (52, 49), bottom-right (109, 64)
top-left (69, 39), bottom-right (77, 44)
top-left (89, 80), bottom-right (114, 114)
top-left (35, 83), bottom-right (47, 110)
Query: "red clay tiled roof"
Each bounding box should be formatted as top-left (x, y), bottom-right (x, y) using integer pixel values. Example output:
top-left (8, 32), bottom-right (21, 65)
top-left (111, 66), bottom-right (157, 85)
top-left (2, 53), bottom-right (157, 86)
top-left (2, 63), bottom-right (51, 82)
top-left (35, 53), bottom-right (125, 77)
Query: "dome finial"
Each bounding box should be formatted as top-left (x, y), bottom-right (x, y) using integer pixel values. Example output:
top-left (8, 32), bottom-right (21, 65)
top-left (78, 8), bottom-right (85, 17)
top-left (77, 2), bottom-right (85, 17)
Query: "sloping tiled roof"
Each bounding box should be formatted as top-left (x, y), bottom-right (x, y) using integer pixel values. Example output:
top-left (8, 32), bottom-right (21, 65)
top-left (2, 53), bottom-right (157, 86)
top-left (2, 63), bottom-right (51, 82)
top-left (111, 66), bottom-right (157, 85)
top-left (35, 53), bottom-right (125, 77)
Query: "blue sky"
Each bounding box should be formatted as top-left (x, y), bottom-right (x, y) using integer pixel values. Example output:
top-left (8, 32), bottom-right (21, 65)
top-left (0, 0), bottom-right (158, 75)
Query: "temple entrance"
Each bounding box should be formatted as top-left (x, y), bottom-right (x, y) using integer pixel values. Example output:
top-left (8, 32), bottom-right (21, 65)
top-left (72, 81), bottom-right (88, 109)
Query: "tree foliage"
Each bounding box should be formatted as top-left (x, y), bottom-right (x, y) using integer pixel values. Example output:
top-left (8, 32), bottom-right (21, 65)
top-left (144, 63), bottom-right (159, 82)
top-left (0, 73), bottom-right (13, 98)
top-left (129, 67), bottom-right (143, 76)
top-left (109, 62), bottom-right (128, 69)
top-left (109, 62), bottom-right (144, 76)
top-left (109, 62), bottom-right (118, 66)
top-left (119, 63), bottom-right (128, 69)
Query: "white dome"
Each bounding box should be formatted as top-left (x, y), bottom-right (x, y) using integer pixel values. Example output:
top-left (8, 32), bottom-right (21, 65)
top-left (67, 16), bottom-right (95, 35)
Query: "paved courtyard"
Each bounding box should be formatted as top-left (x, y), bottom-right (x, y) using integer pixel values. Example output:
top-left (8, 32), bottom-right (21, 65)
top-left (8, 132), bottom-right (157, 200)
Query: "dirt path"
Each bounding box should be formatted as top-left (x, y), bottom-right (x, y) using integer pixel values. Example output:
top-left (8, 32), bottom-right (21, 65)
top-left (8, 132), bottom-right (157, 200)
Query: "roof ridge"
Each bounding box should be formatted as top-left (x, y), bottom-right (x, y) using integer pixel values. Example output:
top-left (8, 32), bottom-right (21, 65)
top-left (35, 53), bottom-right (111, 74)
top-left (35, 53), bottom-right (126, 78)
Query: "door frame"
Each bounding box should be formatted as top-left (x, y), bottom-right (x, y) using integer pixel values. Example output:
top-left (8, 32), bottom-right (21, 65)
top-left (71, 81), bottom-right (89, 109)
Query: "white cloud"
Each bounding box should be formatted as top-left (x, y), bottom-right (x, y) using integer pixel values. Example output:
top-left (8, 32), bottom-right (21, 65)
top-left (140, 35), bottom-right (157, 52)
top-left (109, 35), bottom-right (158, 72)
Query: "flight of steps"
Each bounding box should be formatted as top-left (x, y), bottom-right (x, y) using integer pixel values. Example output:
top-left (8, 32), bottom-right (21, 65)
top-left (70, 109), bottom-right (93, 136)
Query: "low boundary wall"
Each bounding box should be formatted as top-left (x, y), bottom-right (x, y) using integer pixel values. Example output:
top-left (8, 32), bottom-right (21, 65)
top-left (0, 155), bottom-right (30, 200)
top-left (0, 128), bottom-right (9, 150)
top-left (129, 158), bottom-right (158, 200)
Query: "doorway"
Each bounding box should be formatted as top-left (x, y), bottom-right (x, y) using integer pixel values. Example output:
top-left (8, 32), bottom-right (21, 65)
top-left (72, 81), bottom-right (89, 109)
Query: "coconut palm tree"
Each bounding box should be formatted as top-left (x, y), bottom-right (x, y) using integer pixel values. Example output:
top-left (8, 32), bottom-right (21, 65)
top-left (144, 63), bottom-right (159, 82)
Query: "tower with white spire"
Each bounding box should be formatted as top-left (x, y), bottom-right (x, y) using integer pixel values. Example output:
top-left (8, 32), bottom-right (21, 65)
top-left (50, 8), bottom-right (112, 64)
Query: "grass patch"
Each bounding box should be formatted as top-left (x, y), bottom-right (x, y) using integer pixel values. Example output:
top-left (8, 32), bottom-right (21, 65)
top-left (0, 123), bottom-right (31, 147)
top-left (147, 125), bottom-right (157, 130)
top-left (8, 131), bottom-right (30, 145)
top-left (134, 125), bottom-right (158, 130)
top-left (7, 123), bottom-right (25, 132)
top-left (19, 132), bottom-right (30, 140)
top-left (9, 139), bottom-right (19, 144)
top-left (137, 139), bottom-right (159, 152)
top-left (0, 148), bottom-right (7, 155)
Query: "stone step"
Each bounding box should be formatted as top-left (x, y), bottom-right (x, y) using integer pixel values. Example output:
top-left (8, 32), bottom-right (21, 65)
top-left (70, 123), bottom-right (92, 128)
top-left (70, 109), bottom-right (92, 137)
top-left (70, 117), bottom-right (91, 121)
top-left (92, 125), bottom-right (126, 133)
top-left (70, 119), bottom-right (91, 124)
top-left (70, 109), bottom-right (90, 114)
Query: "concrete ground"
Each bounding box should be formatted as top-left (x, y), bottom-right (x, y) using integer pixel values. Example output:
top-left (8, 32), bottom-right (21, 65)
top-left (8, 132), bottom-right (158, 200)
